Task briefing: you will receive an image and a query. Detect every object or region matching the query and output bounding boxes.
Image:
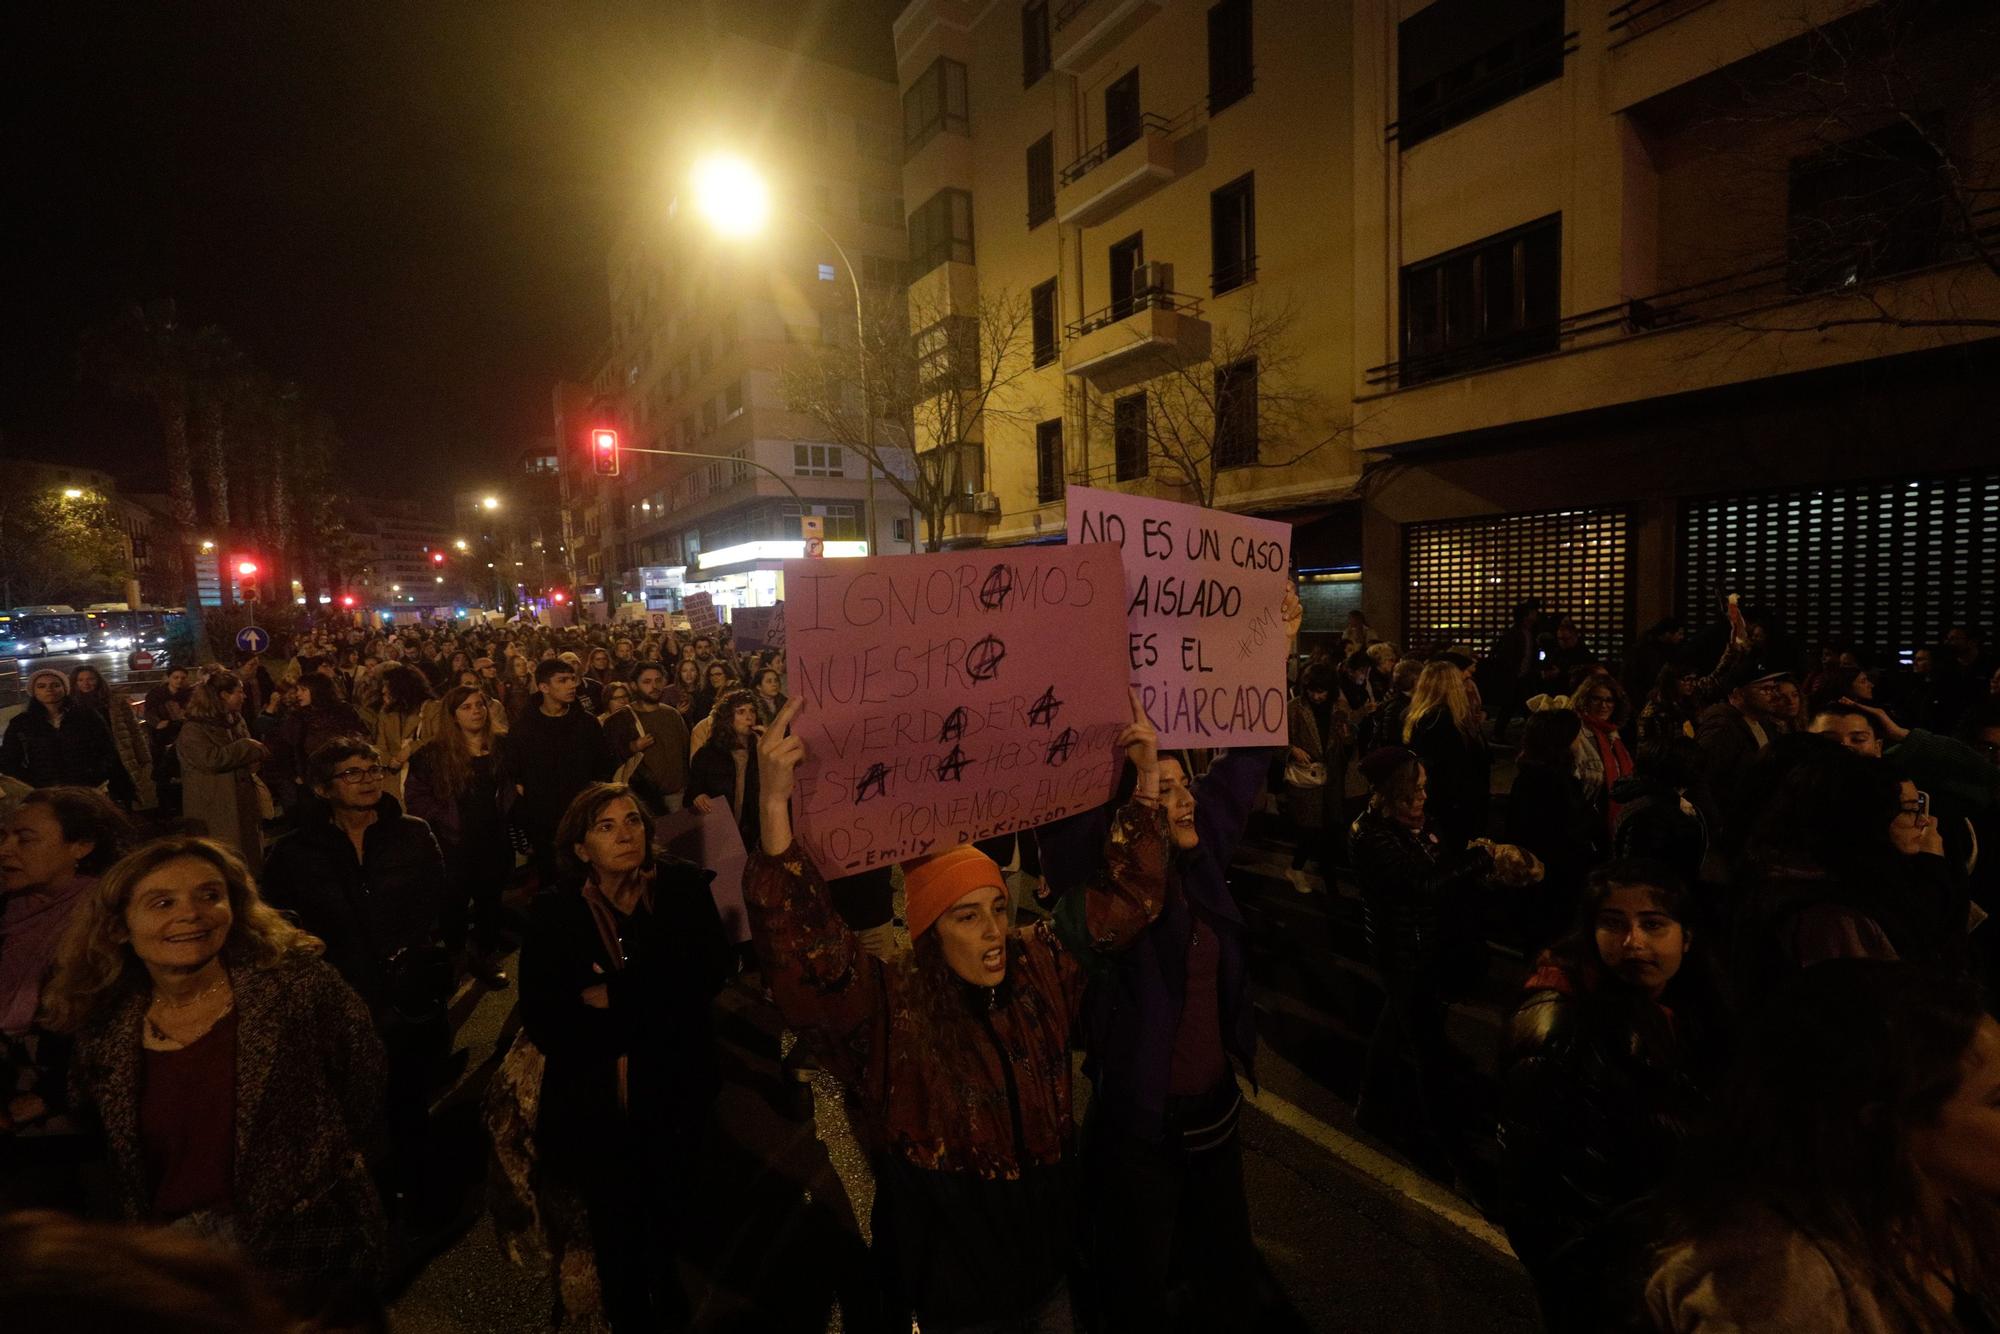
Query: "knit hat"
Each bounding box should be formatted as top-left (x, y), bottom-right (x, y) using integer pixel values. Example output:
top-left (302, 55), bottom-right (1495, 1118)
top-left (1358, 746), bottom-right (1420, 791)
top-left (26, 668), bottom-right (68, 694)
top-left (902, 844), bottom-right (1005, 940)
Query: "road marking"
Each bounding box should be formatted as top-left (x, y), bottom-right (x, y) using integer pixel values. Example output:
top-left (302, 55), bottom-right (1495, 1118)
top-left (1241, 1079), bottom-right (1518, 1261)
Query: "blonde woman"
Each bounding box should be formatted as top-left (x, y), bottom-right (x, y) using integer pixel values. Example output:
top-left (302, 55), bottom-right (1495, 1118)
top-left (43, 837), bottom-right (386, 1307)
top-left (1402, 660), bottom-right (1491, 851)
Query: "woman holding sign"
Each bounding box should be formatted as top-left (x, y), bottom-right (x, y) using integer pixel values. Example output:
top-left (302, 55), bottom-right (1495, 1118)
top-left (1040, 586), bottom-right (1304, 1334)
top-left (745, 692), bottom-right (1170, 1334)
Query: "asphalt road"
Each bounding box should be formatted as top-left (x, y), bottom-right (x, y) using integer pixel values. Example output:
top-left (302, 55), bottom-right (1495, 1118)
top-left (387, 843), bottom-right (1543, 1334)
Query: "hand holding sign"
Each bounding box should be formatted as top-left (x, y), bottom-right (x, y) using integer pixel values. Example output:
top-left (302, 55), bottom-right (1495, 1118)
top-left (757, 696), bottom-right (808, 856)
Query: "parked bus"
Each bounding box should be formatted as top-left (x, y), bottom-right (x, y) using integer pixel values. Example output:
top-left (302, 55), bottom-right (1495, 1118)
top-left (0, 607), bottom-right (90, 658)
top-left (83, 604), bottom-right (182, 654)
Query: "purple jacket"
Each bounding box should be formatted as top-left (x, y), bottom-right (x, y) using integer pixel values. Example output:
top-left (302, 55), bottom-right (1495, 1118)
top-left (1044, 747), bottom-right (1275, 1141)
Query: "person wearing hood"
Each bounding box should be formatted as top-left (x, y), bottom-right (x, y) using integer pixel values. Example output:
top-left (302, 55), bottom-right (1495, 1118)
top-left (174, 671), bottom-right (270, 874)
top-left (259, 737), bottom-right (449, 1219)
top-left (0, 787), bottom-right (133, 1210)
top-left (746, 694), bottom-right (1170, 1333)
top-left (0, 669), bottom-right (133, 806)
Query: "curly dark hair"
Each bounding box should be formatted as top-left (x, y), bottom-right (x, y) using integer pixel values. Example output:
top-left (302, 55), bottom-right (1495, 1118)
top-left (702, 689), bottom-right (760, 752)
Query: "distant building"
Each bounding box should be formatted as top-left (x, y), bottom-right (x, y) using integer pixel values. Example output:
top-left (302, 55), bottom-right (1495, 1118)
top-left (344, 497), bottom-right (452, 609)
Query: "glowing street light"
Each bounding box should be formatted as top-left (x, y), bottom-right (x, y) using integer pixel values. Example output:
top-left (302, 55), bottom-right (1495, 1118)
top-left (691, 154), bottom-right (771, 238)
top-left (481, 496), bottom-right (500, 512)
top-left (61, 488), bottom-right (84, 499)
top-left (453, 539), bottom-right (469, 552)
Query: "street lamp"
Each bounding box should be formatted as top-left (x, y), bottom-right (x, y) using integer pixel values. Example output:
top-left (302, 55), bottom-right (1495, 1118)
top-left (61, 488), bottom-right (83, 500)
top-left (690, 153), bottom-right (880, 552)
top-left (481, 496), bottom-right (500, 512)
top-left (453, 538), bottom-right (469, 552)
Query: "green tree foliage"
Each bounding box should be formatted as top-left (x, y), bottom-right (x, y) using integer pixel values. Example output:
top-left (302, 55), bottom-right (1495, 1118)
top-left (0, 483), bottom-right (129, 607)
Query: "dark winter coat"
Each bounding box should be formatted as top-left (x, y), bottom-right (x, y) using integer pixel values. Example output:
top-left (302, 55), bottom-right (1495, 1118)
top-left (403, 744), bottom-right (517, 855)
top-left (519, 859), bottom-right (735, 1172)
top-left (1045, 749), bottom-right (1273, 1142)
top-left (281, 702), bottom-right (369, 789)
top-left (745, 803), bottom-right (1168, 1329)
top-left (259, 798), bottom-right (447, 1017)
top-left (1499, 959), bottom-right (1710, 1332)
top-left (505, 699), bottom-right (617, 851)
top-left (689, 739), bottom-right (760, 844)
top-left (1506, 763), bottom-right (1599, 898)
top-left (67, 953), bottom-right (387, 1289)
top-left (1693, 703), bottom-right (1769, 820)
top-left (1404, 710), bottom-right (1491, 851)
top-left (1610, 775), bottom-right (1709, 887)
top-left (1349, 806), bottom-right (1494, 997)
top-left (0, 704), bottom-right (132, 803)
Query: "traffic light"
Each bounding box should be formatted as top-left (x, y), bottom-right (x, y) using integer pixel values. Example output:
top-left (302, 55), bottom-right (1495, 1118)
top-left (551, 590), bottom-right (567, 604)
top-left (431, 551), bottom-right (445, 565)
top-left (340, 594), bottom-right (357, 608)
top-left (591, 427), bottom-right (620, 477)
top-left (234, 558), bottom-right (261, 604)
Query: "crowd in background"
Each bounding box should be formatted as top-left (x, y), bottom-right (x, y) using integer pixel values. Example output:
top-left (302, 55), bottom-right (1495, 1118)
top-left (0, 593), bottom-right (1997, 1332)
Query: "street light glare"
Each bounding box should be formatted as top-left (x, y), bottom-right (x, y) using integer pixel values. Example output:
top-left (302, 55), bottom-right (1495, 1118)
top-left (61, 488), bottom-right (84, 499)
top-left (692, 154), bottom-right (771, 238)
top-left (481, 496), bottom-right (500, 511)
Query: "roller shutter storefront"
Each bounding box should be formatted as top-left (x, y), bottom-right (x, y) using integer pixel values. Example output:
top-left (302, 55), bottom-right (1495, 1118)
top-left (1404, 507), bottom-right (1634, 661)
top-left (1678, 472), bottom-right (2000, 663)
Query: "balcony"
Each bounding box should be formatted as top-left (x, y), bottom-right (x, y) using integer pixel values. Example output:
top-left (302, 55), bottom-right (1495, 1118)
top-left (1057, 108), bottom-right (1192, 227)
top-left (1051, 0), bottom-right (1163, 74)
top-left (1062, 290), bottom-right (1211, 392)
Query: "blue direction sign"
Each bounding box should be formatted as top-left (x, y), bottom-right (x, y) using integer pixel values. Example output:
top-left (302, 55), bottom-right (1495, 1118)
top-left (235, 625), bottom-right (270, 655)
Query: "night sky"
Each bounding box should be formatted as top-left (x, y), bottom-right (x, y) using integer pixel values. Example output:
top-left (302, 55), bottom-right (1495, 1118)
top-left (3, 0), bottom-right (900, 500)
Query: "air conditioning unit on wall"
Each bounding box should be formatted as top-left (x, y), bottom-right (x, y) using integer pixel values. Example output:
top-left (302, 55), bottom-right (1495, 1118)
top-left (970, 492), bottom-right (1001, 517)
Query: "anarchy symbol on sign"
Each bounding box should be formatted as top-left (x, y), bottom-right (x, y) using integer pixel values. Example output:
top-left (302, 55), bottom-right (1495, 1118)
top-left (1045, 727), bottom-right (1079, 767)
top-left (937, 745), bottom-right (971, 782)
top-left (978, 564), bottom-right (1014, 611)
top-left (1027, 686), bottom-right (1062, 728)
top-left (855, 762), bottom-right (891, 802)
top-left (938, 706), bottom-right (968, 743)
top-left (965, 635), bottom-right (1007, 683)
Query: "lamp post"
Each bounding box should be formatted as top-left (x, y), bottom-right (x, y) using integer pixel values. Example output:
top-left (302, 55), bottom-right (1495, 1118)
top-left (690, 153), bottom-right (880, 555)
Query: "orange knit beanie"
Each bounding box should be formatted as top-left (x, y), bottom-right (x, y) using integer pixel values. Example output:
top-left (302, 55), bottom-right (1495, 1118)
top-left (902, 844), bottom-right (1005, 940)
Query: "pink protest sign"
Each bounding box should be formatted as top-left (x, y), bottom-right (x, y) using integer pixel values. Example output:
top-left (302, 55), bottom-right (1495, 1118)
top-left (781, 545), bottom-right (1130, 879)
top-left (1067, 485), bottom-right (1292, 747)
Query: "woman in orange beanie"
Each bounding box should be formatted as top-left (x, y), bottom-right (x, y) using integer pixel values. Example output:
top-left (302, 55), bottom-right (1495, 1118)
top-left (744, 691), bottom-right (1167, 1334)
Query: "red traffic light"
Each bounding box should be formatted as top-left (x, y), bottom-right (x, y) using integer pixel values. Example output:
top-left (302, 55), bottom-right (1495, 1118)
top-left (551, 590), bottom-right (567, 603)
top-left (591, 427), bottom-right (620, 477)
top-left (432, 551), bottom-right (445, 564)
top-left (236, 559), bottom-right (259, 576)
top-left (340, 594), bottom-right (357, 608)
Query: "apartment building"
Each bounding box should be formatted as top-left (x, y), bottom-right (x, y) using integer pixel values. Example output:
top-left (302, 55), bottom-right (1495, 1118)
top-left (566, 33), bottom-right (921, 619)
top-left (892, 0), bottom-right (1365, 624)
top-left (1350, 0), bottom-right (2000, 663)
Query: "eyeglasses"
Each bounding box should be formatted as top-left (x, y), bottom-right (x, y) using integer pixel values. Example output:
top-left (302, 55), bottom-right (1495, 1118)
top-left (331, 765), bottom-right (390, 783)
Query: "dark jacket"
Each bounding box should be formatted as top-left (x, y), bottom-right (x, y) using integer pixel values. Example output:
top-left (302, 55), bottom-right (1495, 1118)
top-left (1610, 775), bottom-right (1708, 886)
top-left (0, 704), bottom-right (132, 802)
top-left (260, 797), bottom-right (447, 1017)
top-left (1507, 763), bottom-right (1598, 897)
top-left (403, 743), bottom-right (517, 854)
top-left (1045, 748), bottom-right (1274, 1142)
top-left (1404, 710), bottom-right (1491, 850)
top-left (519, 859), bottom-right (734, 1167)
top-left (281, 702), bottom-right (368, 789)
top-left (1499, 960), bottom-right (1709, 1332)
top-left (689, 739), bottom-right (760, 844)
top-left (505, 699), bottom-right (617, 849)
top-left (68, 954), bottom-right (386, 1289)
top-left (745, 803), bottom-right (1168, 1328)
top-left (1349, 807), bottom-right (1494, 997)
top-left (1693, 703), bottom-right (1769, 821)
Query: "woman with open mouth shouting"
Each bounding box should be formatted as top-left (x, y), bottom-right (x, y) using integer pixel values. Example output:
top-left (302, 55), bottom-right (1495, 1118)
top-left (744, 690), bottom-right (1169, 1334)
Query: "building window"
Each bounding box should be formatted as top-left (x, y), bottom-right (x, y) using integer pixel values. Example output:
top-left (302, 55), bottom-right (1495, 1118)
top-left (1035, 418), bottom-right (1065, 503)
top-left (1787, 123), bottom-right (1949, 295)
top-left (915, 315), bottom-right (981, 394)
top-left (860, 187), bottom-right (904, 230)
top-left (1105, 68), bottom-right (1142, 156)
top-left (904, 57), bottom-right (970, 153)
top-left (1407, 507), bottom-right (1633, 663)
top-left (1113, 393), bottom-right (1148, 481)
top-left (1026, 134), bottom-right (1056, 228)
top-left (1397, 0), bottom-right (1564, 150)
top-left (908, 189), bottom-right (975, 275)
top-left (1214, 359), bottom-right (1258, 468)
top-left (1022, 0), bottom-right (1050, 86)
top-left (1399, 214), bottom-right (1560, 385)
top-left (818, 263), bottom-right (838, 283)
top-left (1109, 232), bottom-right (1145, 319)
top-left (893, 517), bottom-right (912, 543)
top-left (862, 255), bottom-right (905, 289)
top-left (701, 401), bottom-right (718, 435)
top-left (793, 444), bottom-right (846, 478)
top-left (1031, 279), bottom-right (1059, 366)
top-left (724, 381), bottom-right (744, 419)
top-left (1210, 172), bottom-right (1256, 294)
top-left (1208, 0), bottom-right (1253, 112)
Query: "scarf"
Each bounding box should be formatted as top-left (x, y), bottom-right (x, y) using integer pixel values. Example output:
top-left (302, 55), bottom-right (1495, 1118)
top-left (581, 872), bottom-right (654, 1114)
top-left (0, 874), bottom-right (94, 1034)
top-left (1582, 714), bottom-right (1634, 836)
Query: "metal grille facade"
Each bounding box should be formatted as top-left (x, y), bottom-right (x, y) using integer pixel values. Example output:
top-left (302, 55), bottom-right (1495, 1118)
top-left (1678, 473), bottom-right (2000, 663)
top-left (1404, 508), bottom-right (1633, 660)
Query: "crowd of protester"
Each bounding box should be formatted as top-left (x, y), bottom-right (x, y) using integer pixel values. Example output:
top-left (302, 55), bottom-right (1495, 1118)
top-left (0, 592), bottom-right (1995, 1332)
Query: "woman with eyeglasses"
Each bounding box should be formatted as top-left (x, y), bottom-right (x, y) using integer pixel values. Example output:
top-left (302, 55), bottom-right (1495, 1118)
top-left (1569, 676), bottom-right (1635, 840)
top-left (517, 783), bottom-right (735, 1332)
top-left (175, 672), bottom-right (272, 874)
top-left (1733, 744), bottom-right (1969, 1016)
